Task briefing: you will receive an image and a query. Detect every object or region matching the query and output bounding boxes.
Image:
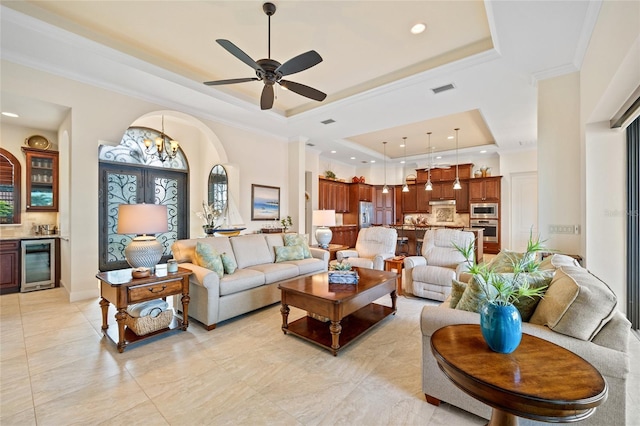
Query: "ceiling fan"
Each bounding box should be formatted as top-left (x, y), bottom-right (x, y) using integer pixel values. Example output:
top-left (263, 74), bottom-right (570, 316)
top-left (204, 2), bottom-right (327, 110)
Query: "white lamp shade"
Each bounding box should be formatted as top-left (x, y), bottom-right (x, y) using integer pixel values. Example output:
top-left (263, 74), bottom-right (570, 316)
top-left (312, 210), bottom-right (336, 227)
top-left (117, 203), bottom-right (168, 235)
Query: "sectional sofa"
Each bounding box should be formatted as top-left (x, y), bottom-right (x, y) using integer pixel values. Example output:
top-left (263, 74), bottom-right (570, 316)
top-left (171, 233), bottom-right (329, 330)
top-left (420, 254), bottom-right (631, 425)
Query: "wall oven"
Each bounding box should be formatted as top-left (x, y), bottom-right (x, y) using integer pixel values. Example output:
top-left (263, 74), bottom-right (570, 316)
top-left (470, 203), bottom-right (499, 219)
top-left (21, 239), bottom-right (56, 292)
top-left (470, 219), bottom-right (499, 243)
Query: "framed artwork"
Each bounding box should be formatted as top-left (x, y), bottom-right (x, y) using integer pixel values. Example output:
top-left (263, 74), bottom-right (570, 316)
top-left (251, 184), bottom-right (280, 220)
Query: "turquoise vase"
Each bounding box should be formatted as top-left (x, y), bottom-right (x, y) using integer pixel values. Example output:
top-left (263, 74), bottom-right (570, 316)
top-left (480, 302), bottom-right (522, 354)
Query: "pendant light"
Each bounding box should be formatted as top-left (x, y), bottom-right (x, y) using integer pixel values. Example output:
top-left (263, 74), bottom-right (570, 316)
top-left (382, 141), bottom-right (389, 194)
top-left (425, 132), bottom-right (433, 191)
top-left (401, 137), bottom-right (409, 192)
top-left (453, 128), bottom-right (462, 190)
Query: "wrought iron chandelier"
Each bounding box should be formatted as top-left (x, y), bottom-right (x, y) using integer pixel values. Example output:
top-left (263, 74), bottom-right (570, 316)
top-left (143, 116), bottom-right (179, 162)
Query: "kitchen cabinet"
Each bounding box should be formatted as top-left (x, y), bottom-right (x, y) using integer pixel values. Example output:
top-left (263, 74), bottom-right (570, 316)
top-left (350, 183), bottom-right (372, 202)
top-left (373, 185), bottom-right (395, 225)
top-left (319, 178), bottom-right (349, 213)
top-left (401, 183), bottom-right (417, 212)
top-left (430, 182), bottom-right (455, 201)
top-left (416, 184), bottom-right (431, 213)
top-left (0, 240), bottom-right (20, 294)
top-left (329, 225), bottom-right (358, 248)
top-left (455, 180), bottom-right (470, 213)
top-left (22, 148), bottom-right (59, 212)
top-left (469, 177), bottom-right (501, 202)
top-left (417, 164), bottom-right (472, 182)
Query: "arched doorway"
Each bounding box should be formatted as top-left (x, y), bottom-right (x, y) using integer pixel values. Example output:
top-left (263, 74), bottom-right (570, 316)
top-left (97, 126), bottom-right (189, 271)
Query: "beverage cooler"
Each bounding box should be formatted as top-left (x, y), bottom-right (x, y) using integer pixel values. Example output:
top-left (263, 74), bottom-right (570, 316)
top-left (21, 239), bottom-right (56, 292)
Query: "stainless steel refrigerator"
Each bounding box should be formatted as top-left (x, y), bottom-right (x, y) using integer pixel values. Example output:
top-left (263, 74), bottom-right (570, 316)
top-left (358, 201), bottom-right (374, 228)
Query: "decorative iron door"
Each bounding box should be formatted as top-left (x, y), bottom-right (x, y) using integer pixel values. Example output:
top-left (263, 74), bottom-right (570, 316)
top-left (98, 163), bottom-right (188, 271)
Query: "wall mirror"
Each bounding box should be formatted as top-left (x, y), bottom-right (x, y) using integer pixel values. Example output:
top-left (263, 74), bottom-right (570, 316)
top-left (208, 164), bottom-right (228, 216)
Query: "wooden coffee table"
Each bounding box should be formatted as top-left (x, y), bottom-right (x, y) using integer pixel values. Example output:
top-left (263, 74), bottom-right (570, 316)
top-left (278, 268), bottom-right (397, 356)
top-left (431, 325), bottom-right (607, 426)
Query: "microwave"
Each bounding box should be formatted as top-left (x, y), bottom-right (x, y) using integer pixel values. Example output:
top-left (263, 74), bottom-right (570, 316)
top-left (470, 203), bottom-right (499, 219)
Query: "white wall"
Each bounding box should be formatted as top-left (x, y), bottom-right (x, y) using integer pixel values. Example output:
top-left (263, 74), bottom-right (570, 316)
top-left (584, 122), bottom-right (626, 309)
top-left (537, 72), bottom-right (582, 256)
top-left (578, 0), bottom-right (639, 312)
top-left (1, 60), bottom-right (296, 302)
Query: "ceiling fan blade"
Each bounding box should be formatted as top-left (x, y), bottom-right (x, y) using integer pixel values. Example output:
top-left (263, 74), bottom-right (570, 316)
top-left (280, 80), bottom-right (327, 102)
top-left (276, 50), bottom-right (323, 76)
top-left (261, 85), bottom-right (274, 110)
top-left (204, 77), bottom-right (259, 86)
top-left (216, 39), bottom-right (262, 72)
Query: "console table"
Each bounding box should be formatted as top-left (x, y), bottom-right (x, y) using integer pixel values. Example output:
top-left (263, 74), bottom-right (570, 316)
top-left (97, 267), bottom-right (191, 352)
top-left (431, 324), bottom-right (607, 425)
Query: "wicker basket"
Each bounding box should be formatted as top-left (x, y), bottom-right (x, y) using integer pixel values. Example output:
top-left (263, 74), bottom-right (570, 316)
top-left (124, 309), bottom-right (173, 336)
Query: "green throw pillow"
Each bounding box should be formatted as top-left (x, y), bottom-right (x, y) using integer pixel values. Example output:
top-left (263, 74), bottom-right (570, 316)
top-left (283, 233), bottom-right (312, 259)
top-left (220, 252), bottom-right (237, 275)
top-left (449, 279), bottom-right (467, 309)
top-left (455, 276), bottom-right (490, 313)
top-left (512, 271), bottom-right (553, 321)
top-left (275, 245), bottom-right (305, 263)
top-left (195, 242), bottom-right (224, 279)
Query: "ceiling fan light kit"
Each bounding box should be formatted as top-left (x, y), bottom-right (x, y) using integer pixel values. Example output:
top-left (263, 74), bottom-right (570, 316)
top-left (204, 2), bottom-right (326, 110)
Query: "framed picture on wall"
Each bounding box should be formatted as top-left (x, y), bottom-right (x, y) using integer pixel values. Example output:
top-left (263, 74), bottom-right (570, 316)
top-left (251, 184), bottom-right (280, 220)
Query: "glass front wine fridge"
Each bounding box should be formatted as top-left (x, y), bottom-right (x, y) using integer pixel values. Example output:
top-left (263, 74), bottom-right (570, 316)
top-left (21, 239), bottom-right (56, 292)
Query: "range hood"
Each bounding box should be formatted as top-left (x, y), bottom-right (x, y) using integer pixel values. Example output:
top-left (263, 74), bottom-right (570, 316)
top-left (429, 200), bottom-right (456, 206)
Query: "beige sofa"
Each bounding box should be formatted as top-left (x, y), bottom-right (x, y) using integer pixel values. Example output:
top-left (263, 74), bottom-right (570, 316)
top-left (421, 255), bottom-right (631, 425)
top-left (171, 233), bottom-right (329, 330)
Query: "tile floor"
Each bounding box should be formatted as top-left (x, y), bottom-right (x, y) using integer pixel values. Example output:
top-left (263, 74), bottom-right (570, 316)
top-left (1, 287), bottom-right (639, 425)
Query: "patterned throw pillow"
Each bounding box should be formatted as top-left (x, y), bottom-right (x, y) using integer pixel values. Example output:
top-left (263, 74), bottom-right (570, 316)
top-left (512, 271), bottom-right (553, 321)
top-left (220, 252), bottom-right (237, 275)
top-left (275, 245), bottom-right (305, 263)
top-left (449, 279), bottom-right (467, 309)
top-left (455, 276), bottom-right (490, 313)
top-left (194, 242), bottom-right (224, 279)
top-left (283, 233), bottom-right (312, 259)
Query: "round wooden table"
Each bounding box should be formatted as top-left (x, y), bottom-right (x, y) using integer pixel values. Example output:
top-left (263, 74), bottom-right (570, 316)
top-left (430, 325), bottom-right (607, 426)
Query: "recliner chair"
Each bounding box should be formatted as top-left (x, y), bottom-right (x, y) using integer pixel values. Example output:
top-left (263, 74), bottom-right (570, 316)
top-left (403, 228), bottom-right (474, 301)
top-left (335, 226), bottom-right (397, 270)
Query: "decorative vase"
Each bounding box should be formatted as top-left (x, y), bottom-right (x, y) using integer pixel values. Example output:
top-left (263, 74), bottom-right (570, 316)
top-left (203, 225), bottom-right (216, 236)
top-left (479, 302), bottom-right (522, 354)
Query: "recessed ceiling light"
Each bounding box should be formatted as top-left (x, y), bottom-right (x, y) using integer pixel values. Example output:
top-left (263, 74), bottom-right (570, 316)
top-left (400, 160), bottom-right (405, 164)
top-left (1, 112), bottom-right (19, 118)
top-left (411, 23), bottom-right (426, 35)
top-left (480, 150), bottom-right (487, 153)
top-left (400, 144), bottom-right (405, 148)
top-left (330, 150), bottom-right (336, 154)
top-left (436, 156), bottom-right (442, 159)
top-left (350, 157), bottom-right (356, 160)
top-left (447, 136), bottom-right (454, 140)
top-left (370, 160), bottom-right (376, 163)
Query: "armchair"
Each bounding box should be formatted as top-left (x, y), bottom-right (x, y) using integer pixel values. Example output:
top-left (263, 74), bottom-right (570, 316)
top-left (403, 228), bottom-right (474, 301)
top-left (336, 227), bottom-right (397, 270)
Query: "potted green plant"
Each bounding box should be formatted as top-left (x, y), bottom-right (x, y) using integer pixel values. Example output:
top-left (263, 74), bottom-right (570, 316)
top-left (280, 215), bottom-right (293, 233)
top-left (453, 231), bottom-right (548, 353)
top-left (324, 170), bottom-right (336, 180)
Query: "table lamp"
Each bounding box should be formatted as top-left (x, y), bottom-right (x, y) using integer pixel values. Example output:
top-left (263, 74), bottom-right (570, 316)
top-left (117, 203), bottom-right (168, 271)
top-left (313, 209), bottom-right (336, 249)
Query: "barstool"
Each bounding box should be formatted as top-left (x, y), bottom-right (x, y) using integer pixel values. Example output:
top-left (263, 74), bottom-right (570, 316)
top-left (396, 226), bottom-right (409, 255)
